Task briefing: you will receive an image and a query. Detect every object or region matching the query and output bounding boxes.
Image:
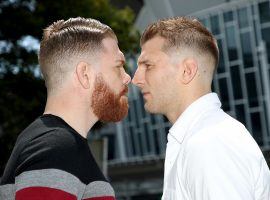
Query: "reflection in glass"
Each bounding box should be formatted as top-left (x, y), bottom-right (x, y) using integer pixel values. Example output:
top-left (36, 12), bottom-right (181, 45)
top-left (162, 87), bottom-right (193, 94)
top-left (238, 7), bottom-right (249, 28)
top-left (210, 15), bottom-right (220, 35)
top-left (230, 65), bottom-right (243, 100)
top-left (240, 32), bottom-right (254, 68)
top-left (225, 26), bottom-right (238, 61)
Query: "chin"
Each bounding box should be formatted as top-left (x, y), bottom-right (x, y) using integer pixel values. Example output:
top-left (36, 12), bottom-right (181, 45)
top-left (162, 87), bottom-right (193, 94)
top-left (144, 104), bottom-right (158, 114)
top-left (145, 101), bottom-right (165, 114)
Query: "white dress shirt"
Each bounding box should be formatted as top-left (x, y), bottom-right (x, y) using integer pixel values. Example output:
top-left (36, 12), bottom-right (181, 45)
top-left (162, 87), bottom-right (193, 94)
top-left (162, 93), bottom-right (270, 200)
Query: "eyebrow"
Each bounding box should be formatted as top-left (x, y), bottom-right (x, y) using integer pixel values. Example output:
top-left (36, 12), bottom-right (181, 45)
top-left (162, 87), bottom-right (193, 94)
top-left (137, 59), bottom-right (153, 66)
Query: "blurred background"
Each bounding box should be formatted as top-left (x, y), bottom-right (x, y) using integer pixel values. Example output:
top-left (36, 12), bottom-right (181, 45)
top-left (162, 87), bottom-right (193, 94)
top-left (0, 0), bottom-right (270, 199)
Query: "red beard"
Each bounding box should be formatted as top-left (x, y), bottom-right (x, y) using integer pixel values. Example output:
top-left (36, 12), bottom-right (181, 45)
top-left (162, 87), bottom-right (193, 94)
top-left (91, 75), bottom-right (129, 122)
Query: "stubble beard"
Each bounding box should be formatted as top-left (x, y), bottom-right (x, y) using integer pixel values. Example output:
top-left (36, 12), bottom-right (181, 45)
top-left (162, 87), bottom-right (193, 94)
top-left (144, 95), bottom-right (163, 115)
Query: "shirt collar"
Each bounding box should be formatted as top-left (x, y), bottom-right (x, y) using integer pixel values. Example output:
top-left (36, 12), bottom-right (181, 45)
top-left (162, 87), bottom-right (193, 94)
top-left (169, 92), bottom-right (221, 144)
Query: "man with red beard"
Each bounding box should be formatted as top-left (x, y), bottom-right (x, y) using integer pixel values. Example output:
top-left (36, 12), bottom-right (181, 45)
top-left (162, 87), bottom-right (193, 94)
top-left (0, 17), bottom-right (130, 200)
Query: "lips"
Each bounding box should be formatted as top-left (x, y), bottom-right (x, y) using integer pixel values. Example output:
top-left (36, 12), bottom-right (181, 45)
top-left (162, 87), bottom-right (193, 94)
top-left (142, 92), bottom-right (150, 97)
top-left (119, 86), bottom-right (128, 96)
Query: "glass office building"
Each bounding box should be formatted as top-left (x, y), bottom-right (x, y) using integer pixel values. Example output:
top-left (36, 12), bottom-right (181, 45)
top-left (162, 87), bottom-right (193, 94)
top-left (90, 0), bottom-right (270, 199)
top-left (195, 0), bottom-right (270, 150)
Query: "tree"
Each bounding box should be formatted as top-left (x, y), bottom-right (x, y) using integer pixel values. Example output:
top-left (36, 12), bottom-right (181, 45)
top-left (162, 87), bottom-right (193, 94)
top-left (0, 0), bottom-right (139, 174)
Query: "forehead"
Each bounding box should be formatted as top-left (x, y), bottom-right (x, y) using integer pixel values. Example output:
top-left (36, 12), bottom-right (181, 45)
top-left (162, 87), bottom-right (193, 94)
top-left (101, 37), bottom-right (124, 61)
top-left (138, 36), bottom-right (167, 62)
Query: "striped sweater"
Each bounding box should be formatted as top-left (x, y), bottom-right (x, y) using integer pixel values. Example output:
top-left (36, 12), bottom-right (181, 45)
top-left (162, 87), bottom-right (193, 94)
top-left (0, 114), bottom-right (115, 200)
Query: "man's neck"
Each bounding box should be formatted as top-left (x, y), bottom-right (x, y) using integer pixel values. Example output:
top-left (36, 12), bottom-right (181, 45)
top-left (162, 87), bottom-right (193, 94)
top-left (44, 96), bottom-right (98, 138)
top-left (166, 90), bottom-right (211, 124)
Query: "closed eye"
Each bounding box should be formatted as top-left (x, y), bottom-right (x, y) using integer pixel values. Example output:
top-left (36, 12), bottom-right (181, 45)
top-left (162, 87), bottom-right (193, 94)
top-left (145, 63), bottom-right (153, 69)
top-left (116, 65), bottom-right (124, 69)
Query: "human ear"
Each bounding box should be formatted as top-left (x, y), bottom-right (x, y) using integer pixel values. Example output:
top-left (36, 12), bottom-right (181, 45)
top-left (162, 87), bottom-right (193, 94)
top-left (75, 61), bottom-right (92, 89)
top-left (181, 58), bottom-right (198, 84)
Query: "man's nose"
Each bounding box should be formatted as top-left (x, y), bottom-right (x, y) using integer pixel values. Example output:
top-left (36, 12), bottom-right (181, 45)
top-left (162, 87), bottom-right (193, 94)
top-left (132, 68), bottom-right (144, 87)
top-left (123, 72), bottom-right (131, 85)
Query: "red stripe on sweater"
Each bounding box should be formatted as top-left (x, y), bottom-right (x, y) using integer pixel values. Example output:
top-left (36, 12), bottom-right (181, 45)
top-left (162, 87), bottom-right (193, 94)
top-left (16, 187), bottom-right (77, 200)
top-left (84, 196), bottom-right (115, 200)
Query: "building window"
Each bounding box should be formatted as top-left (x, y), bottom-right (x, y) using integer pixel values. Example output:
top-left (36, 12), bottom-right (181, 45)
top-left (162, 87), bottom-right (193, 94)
top-left (107, 134), bottom-right (116, 160)
top-left (226, 26), bottom-right (238, 61)
top-left (230, 65), bottom-right (243, 100)
top-left (235, 104), bottom-right (247, 125)
top-left (128, 127), bottom-right (136, 156)
top-left (210, 15), bottom-right (220, 35)
top-left (223, 11), bottom-right (234, 22)
top-left (250, 112), bottom-right (263, 146)
top-left (143, 122), bottom-right (152, 154)
top-left (218, 78), bottom-right (230, 111)
top-left (217, 39), bottom-right (226, 73)
top-left (245, 72), bottom-right (259, 107)
top-left (263, 101), bottom-right (270, 136)
top-left (238, 7), bottom-right (249, 28)
top-left (261, 27), bottom-right (270, 63)
top-left (259, 1), bottom-right (270, 24)
top-left (240, 32), bottom-right (254, 68)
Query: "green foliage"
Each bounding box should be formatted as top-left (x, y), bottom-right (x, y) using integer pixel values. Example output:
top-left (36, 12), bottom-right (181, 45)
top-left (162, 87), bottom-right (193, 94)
top-left (0, 0), bottom-right (139, 174)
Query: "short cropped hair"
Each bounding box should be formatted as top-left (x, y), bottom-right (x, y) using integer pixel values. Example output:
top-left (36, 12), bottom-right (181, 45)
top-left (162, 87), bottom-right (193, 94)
top-left (39, 17), bottom-right (116, 94)
top-left (141, 17), bottom-right (219, 68)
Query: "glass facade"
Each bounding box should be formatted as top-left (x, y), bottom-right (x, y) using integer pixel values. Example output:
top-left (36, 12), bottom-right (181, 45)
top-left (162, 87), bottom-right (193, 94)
top-left (196, 0), bottom-right (270, 151)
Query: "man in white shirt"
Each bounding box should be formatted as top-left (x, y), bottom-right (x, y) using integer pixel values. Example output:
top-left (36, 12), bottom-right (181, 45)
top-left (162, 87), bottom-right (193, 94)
top-left (132, 16), bottom-right (270, 200)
